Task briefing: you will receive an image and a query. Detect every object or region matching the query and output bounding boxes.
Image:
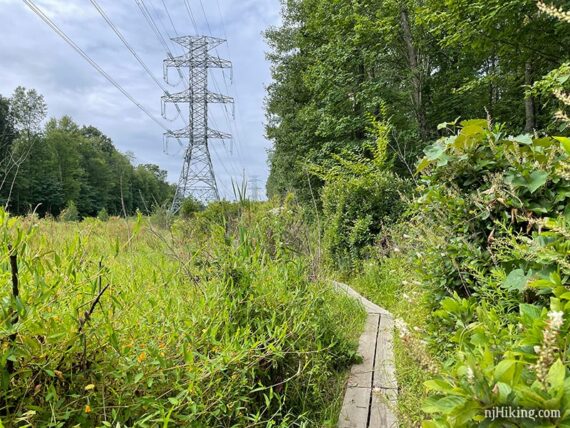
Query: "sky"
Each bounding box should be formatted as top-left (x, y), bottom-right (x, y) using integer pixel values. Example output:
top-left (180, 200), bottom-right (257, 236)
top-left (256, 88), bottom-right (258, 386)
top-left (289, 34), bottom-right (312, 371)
top-left (0, 0), bottom-right (281, 200)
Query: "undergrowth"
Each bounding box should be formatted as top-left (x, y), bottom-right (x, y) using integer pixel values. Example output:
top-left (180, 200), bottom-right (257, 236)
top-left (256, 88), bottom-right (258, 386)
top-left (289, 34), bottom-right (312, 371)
top-left (0, 202), bottom-right (365, 427)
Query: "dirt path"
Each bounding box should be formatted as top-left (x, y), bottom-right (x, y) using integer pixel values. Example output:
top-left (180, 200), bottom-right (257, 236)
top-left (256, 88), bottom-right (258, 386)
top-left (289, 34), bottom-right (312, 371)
top-left (333, 281), bottom-right (398, 428)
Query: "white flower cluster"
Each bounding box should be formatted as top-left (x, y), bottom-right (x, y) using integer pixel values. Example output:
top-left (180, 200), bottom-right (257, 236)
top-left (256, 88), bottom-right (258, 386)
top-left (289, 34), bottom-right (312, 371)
top-left (537, 1), bottom-right (570, 23)
top-left (548, 311), bottom-right (564, 330)
top-left (394, 318), bottom-right (410, 339)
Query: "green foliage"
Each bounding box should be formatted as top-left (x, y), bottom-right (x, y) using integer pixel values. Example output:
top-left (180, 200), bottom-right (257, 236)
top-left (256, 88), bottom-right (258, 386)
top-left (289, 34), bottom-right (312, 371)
top-left (0, 204), bottom-right (364, 426)
top-left (96, 208), bottom-right (109, 222)
top-left (59, 200), bottom-right (79, 222)
top-left (179, 197), bottom-right (204, 219)
top-left (0, 87), bottom-right (175, 218)
top-left (315, 118), bottom-right (410, 271)
top-left (265, 0), bottom-right (570, 200)
top-left (409, 122), bottom-right (570, 425)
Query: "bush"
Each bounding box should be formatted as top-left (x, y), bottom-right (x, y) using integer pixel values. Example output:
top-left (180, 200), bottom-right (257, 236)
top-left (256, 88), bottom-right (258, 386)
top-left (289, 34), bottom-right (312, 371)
top-left (59, 200), bottom-right (79, 222)
top-left (315, 117), bottom-right (410, 271)
top-left (96, 208), bottom-right (109, 222)
top-left (179, 197), bottom-right (204, 219)
top-left (322, 171), bottom-right (409, 270)
top-left (412, 121), bottom-right (570, 426)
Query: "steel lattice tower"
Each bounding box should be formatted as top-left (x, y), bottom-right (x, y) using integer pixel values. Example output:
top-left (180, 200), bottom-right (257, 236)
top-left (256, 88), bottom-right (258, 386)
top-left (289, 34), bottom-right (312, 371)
top-left (162, 36), bottom-right (233, 212)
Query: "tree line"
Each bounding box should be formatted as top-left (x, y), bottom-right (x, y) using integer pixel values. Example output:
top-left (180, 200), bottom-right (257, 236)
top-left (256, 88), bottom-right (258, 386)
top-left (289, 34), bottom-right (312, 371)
top-left (265, 0), bottom-right (570, 201)
top-left (0, 87), bottom-right (174, 218)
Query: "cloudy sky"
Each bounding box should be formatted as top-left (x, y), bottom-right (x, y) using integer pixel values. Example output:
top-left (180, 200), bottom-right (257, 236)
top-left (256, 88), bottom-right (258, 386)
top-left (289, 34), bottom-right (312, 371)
top-left (0, 0), bottom-right (281, 199)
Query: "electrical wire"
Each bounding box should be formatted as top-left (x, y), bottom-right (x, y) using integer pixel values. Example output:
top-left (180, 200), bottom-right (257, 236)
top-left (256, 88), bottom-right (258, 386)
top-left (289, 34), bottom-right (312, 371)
top-left (22, 0), bottom-right (170, 132)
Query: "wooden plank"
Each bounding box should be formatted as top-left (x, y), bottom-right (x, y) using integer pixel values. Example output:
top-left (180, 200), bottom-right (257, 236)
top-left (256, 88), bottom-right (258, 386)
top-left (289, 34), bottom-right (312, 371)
top-left (338, 385), bottom-right (372, 428)
top-left (334, 281), bottom-right (400, 428)
top-left (369, 389), bottom-right (398, 428)
top-left (338, 312), bottom-right (378, 427)
top-left (373, 315), bottom-right (397, 390)
top-left (349, 313), bottom-right (379, 387)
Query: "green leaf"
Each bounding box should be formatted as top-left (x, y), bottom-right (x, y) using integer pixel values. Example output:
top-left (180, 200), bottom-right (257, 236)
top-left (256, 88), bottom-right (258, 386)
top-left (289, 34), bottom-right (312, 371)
top-left (527, 171), bottom-right (549, 194)
top-left (423, 396), bottom-right (467, 414)
top-left (512, 134), bottom-right (533, 145)
top-left (494, 382), bottom-right (512, 402)
top-left (494, 359), bottom-right (518, 384)
top-left (546, 359), bottom-right (565, 392)
top-left (502, 269), bottom-right (530, 292)
top-left (425, 379), bottom-right (456, 393)
top-left (424, 143), bottom-right (446, 161)
top-left (554, 136), bottom-right (570, 154)
top-left (417, 157), bottom-right (431, 173)
top-left (519, 304), bottom-right (542, 323)
top-left (460, 119), bottom-right (488, 128)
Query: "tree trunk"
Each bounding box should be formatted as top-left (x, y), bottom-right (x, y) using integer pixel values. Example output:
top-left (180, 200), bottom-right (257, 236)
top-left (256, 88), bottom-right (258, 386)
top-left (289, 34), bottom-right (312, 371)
top-left (400, 7), bottom-right (428, 140)
top-left (524, 61), bottom-right (536, 132)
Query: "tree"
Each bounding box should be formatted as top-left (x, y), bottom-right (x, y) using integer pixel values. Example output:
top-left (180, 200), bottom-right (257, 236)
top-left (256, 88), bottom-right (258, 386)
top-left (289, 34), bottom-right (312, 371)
top-left (0, 87), bottom-right (174, 217)
top-left (265, 0), bottom-right (570, 201)
top-left (2, 87), bottom-right (47, 209)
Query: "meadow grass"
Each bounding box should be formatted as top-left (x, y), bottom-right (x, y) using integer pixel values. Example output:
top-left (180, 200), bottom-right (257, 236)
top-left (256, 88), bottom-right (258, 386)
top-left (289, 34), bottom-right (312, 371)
top-left (1, 205), bottom-right (365, 427)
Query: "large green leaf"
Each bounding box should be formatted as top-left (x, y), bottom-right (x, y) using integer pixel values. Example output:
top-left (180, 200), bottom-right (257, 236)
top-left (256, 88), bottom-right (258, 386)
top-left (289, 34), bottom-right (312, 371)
top-left (546, 359), bottom-right (566, 392)
top-left (494, 359), bottom-right (519, 384)
top-left (555, 136), bottom-right (570, 155)
top-left (423, 396), bottom-right (467, 415)
top-left (424, 143), bottom-right (446, 161)
top-left (527, 171), bottom-right (549, 193)
top-left (512, 134), bottom-right (533, 145)
top-left (502, 269), bottom-right (531, 292)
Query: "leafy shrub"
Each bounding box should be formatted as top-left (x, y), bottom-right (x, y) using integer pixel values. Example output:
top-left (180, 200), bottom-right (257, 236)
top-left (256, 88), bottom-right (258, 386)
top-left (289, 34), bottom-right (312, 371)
top-left (96, 208), bottom-right (109, 222)
top-left (413, 121), bottom-right (570, 425)
top-left (179, 196), bottom-right (204, 219)
top-left (59, 200), bottom-right (79, 222)
top-left (315, 118), bottom-right (410, 271)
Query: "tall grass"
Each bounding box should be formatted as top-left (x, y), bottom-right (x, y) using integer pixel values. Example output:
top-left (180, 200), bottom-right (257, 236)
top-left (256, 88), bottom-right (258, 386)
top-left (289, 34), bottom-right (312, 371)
top-left (0, 202), bottom-right (364, 427)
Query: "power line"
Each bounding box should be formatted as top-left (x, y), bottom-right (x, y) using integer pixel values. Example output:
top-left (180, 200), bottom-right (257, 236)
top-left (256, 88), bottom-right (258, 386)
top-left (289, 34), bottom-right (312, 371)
top-left (90, 0), bottom-right (168, 95)
top-left (90, 0), bottom-right (187, 135)
top-left (134, 0), bottom-right (171, 52)
top-left (159, 0), bottom-right (179, 35)
top-left (182, 0), bottom-right (199, 33)
top-left (22, 0), bottom-right (169, 132)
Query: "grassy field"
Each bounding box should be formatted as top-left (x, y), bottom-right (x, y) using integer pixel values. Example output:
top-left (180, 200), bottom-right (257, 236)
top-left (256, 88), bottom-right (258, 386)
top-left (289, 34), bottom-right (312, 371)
top-left (1, 203), bottom-right (365, 427)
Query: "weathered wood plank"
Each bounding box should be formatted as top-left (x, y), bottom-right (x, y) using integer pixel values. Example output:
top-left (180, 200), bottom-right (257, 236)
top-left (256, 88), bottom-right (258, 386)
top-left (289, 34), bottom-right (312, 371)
top-left (338, 385), bottom-right (372, 428)
top-left (349, 313), bottom-right (379, 387)
top-left (373, 314), bottom-right (397, 390)
top-left (369, 389), bottom-right (398, 428)
top-left (334, 281), bottom-right (399, 428)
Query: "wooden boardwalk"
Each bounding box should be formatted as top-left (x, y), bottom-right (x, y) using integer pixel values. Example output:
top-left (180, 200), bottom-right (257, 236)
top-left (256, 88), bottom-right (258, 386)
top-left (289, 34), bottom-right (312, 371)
top-left (333, 281), bottom-right (398, 428)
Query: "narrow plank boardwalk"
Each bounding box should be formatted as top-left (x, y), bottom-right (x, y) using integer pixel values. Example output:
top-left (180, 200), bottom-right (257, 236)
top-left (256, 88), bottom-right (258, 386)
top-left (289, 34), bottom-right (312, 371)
top-left (333, 281), bottom-right (398, 428)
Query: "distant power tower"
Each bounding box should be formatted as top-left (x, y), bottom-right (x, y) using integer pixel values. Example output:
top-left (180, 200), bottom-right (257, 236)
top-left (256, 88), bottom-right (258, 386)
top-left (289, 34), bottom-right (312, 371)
top-left (162, 36), bottom-right (233, 212)
top-left (249, 175), bottom-right (261, 201)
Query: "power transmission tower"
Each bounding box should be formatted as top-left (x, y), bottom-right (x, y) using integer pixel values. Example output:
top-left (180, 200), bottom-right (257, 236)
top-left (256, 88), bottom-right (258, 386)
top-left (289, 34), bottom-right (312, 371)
top-left (249, 175), bottom-right (260, 201)
top-left (162, 36), bottom-right (233, 212)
